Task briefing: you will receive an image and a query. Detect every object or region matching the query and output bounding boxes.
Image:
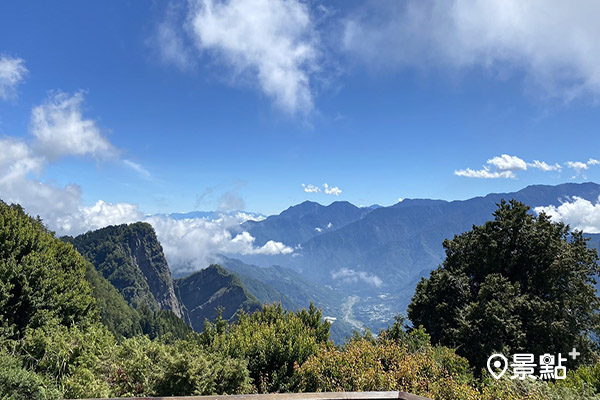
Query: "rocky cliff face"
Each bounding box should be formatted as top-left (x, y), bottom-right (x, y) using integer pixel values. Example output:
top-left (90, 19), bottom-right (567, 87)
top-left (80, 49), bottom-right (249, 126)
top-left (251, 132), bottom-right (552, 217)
top-left (176, 265), bottom-right (261, 331)
top-left (66, 222), bottom-right (183, 318)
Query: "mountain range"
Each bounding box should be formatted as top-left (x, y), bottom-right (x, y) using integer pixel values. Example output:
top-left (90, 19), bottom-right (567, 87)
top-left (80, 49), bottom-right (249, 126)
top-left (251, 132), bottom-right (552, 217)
top-left (64, 182), bottom-right (600, 341)
top-left (232, 182), bottom-right (600, 331)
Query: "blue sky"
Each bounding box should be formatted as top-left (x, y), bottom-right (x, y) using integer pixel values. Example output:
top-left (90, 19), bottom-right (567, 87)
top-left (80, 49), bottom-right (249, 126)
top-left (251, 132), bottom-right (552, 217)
top-left (1, 0), bottom-right (600, 235)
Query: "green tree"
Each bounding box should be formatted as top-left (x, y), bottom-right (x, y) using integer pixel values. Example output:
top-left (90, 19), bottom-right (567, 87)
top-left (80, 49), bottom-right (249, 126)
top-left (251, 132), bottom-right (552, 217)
top-left (408, 200), bottom-right (600, 370)
top-left (0, 202), bottom-right (98, 341)
top-left (201, 302), bottom-right (331, 393)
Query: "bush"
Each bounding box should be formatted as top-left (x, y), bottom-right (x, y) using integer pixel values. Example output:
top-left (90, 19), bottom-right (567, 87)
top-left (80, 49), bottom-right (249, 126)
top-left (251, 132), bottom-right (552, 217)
top-left (0, 351), bottom-right (60, 400)
top-left (297, 334), bottom-right (474, 398)
top-left (106, 335), bottom-right (251, 397)
top-left (202, 303), bottom-right (330, 393)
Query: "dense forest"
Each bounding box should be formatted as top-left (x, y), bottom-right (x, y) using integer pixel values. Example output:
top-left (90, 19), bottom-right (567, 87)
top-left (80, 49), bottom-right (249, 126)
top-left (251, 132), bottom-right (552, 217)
top-left (3, 199), bottom-right (600, 399)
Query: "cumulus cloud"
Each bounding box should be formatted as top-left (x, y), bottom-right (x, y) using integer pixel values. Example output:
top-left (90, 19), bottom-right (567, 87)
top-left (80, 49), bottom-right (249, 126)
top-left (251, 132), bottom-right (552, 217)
top-left (30, 91), bottom-right (116, 160)
top-left (302, 183), bottom-right (342, 195)
top-left (0, 91), bottom-right (289, 273)
top-left (535, 196), bottom-right (600, 233)
top-left (344, 1), bottom-right (600, 101)
top-left (0, 140), bottom-right (292, 270)
top-left (188, 0), bottom-right (319, 114)
top-left (487, 154), bottom-right (527, 172)
top-left (456, 154), bottom-right (569, 179)
top-left (302, 184), bottom-right (321, 193)
top-left (0, 55), bottom-right (27, 100)
top-left (455, 167), bottom-right (515, 179)
top-left (323, 183), bottom-right (342, 196)
top-left (145, 214), bottom-right (292, 273)
top-left (529, 160), bottom-right (562, 172)
top-left (456, 154), bottom-right (527, 179)
top-left (331, 268), bottom-right (383, 288)
top-left (564, 158), bottom-right (599, 178)
top-left (566, 161), bottom-right (589, 174)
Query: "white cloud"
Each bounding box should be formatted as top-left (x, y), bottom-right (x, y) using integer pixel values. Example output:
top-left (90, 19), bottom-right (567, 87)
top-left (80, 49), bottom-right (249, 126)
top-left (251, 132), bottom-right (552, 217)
top-left (144, 214), bottom-right (292, 274)
top-left (323, 183), bottom-right (342, 196)
top-left (487, 154), bottom-right (527, 172)
top-left (455, 167), bottom-right (515, 179)
top-left (565, 161), bottom-right (589, 174)
top-left (30, 91), bottom-right (116, 160)
top-left (188, 0), bottom-right (318, 114)
top-left (155, 18), bottom-right (194, 70)
top-left (0, 138), bottom-right (141, 236)
top-left (302, 183), bottom-right (342, 195)
top-left (123, 159), bottom-right (152, 180)
top-left (302, 183), bottom-right (321, 193)
top-left (0, 91), bottom-right (287, 274)
top-left (456, 154), bottom-right (570, 179)
top-left (343, 1), bottom-right (600, 101)
top-left (563, 158), bottom-right (599, 179)
top-left (535, 196), bottom-right (600, 233)
top-left (56, 200), bottom-right (144, 235)
top-left (529, 160), bottom-right (561, 172)
top-left (0, 55), bottom-right (27, 100)
top-left (331, 268), bottom-right (383, 288)
top-left (587, 158), bottom-right (600, 166)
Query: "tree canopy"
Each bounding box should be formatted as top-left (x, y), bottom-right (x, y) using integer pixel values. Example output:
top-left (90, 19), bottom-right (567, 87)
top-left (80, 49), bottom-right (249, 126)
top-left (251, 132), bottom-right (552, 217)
top-left (408, 199), bottom-right (600, 370)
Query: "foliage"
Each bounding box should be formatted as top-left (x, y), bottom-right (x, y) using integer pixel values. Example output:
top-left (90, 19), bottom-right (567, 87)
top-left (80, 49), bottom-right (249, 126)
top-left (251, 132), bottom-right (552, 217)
top-left (84, 261), bottom-right (142, 337)
top-left (297, 330), bottom-right (475, 398)
top-left (176, 264), bottom-right (262, 332)
top-left (201, 302), bottom-right (331, 393)
top-left (100, 336), bottom-right (251, 398)
top-left (408, 199), bottom-right (600, 370)
top-left (0, 202), bottom-right (98, 341)
top-left (64, 222), bottom-right (174, 311)
top-left (0, 350), bottom-right (60, 400)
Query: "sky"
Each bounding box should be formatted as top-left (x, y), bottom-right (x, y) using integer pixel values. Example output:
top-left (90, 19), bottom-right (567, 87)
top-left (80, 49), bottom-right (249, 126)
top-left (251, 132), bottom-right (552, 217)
top-left (1, 0), bottom-right (600, 270)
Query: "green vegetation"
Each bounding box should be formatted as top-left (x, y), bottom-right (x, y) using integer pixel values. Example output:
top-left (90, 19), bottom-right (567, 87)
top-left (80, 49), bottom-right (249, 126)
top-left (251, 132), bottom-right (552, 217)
top-left (200, 302), bottom-right (330, 393)
top-left (83, 236), bottom-right (192, 340)
top-left (3, 199), bottom-right (600, 399)
top-left (176, 264), bottom-right (262, 331)
top-left (408, 199), bottom-right (600, 371)
top-left (64, 222), bottom-right (182, 316)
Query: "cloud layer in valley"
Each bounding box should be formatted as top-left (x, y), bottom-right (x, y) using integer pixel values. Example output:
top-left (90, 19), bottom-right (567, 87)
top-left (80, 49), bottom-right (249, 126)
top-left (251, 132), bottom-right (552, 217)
top-left (331, 268), bottom-right (383, 288)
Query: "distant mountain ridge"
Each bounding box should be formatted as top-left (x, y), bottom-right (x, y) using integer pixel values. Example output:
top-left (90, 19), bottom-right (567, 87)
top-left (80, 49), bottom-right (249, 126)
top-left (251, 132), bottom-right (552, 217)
top-left (63, 182), bottom-right (600, 339)
top-left (241, 200), bottom-right (374, 247)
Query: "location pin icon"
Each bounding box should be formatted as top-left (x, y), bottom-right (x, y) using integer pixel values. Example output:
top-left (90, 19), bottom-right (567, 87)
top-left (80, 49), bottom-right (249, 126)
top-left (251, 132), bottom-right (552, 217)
top-left (487, 353), bottom-right (508, 379)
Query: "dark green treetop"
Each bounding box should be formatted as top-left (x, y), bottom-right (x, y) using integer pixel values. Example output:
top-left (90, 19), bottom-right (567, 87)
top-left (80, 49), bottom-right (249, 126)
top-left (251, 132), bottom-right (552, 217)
top-left (408, 199), bottom-right (600, 370)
